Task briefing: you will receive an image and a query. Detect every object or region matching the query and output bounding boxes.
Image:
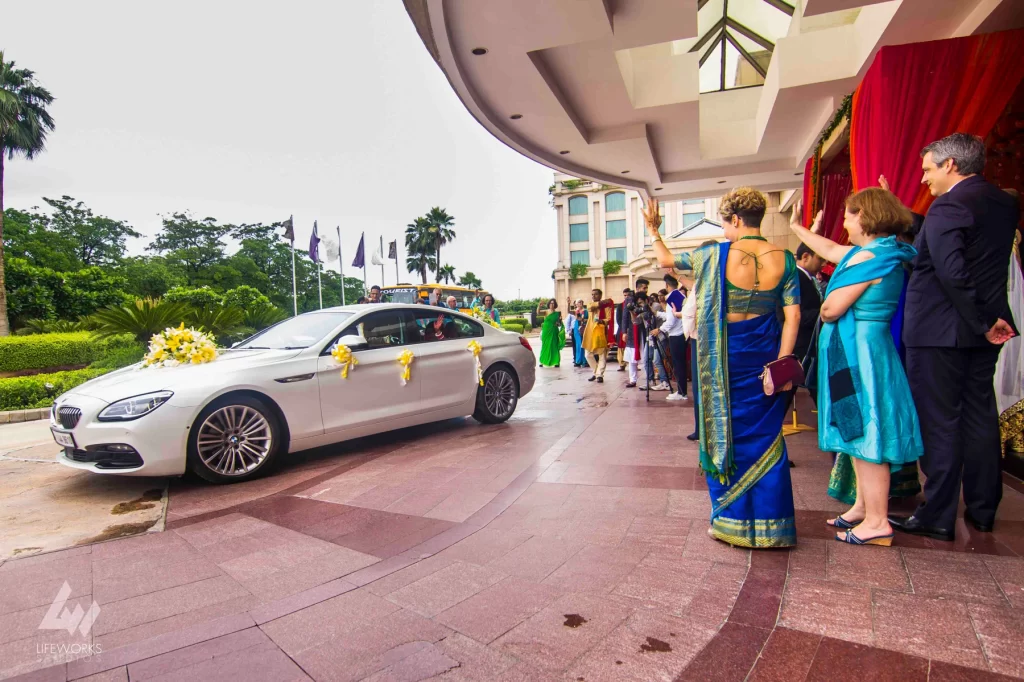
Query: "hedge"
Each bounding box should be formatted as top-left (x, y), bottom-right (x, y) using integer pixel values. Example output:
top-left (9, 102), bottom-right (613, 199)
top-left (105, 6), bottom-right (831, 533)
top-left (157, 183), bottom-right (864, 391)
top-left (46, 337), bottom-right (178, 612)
top-left (0, 332), bottom-right (137, 373)
top-left (0, 368), bottom-right (112, 411)
top-left (501, 323), bottom-right (525, 334)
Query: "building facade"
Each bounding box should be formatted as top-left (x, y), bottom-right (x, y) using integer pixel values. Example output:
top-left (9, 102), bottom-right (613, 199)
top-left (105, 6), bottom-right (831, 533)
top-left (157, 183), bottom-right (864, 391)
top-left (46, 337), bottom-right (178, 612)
top-left (550, 174), bottom-right (797, 303)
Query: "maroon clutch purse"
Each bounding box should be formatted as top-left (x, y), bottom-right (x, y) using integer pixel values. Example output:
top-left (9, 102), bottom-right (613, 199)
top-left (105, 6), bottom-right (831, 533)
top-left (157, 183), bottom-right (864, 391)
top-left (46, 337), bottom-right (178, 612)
top-left (760, 355), bottom-right (805, 396)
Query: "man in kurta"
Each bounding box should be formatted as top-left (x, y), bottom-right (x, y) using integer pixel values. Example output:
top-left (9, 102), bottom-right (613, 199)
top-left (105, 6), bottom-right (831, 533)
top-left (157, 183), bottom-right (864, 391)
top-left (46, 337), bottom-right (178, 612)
top-left (584, 288), bottom-right (613, 383)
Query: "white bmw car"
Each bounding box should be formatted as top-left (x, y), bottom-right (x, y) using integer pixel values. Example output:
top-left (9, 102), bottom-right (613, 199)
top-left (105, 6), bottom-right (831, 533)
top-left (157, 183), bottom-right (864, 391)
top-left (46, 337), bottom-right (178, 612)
top-left (50, 304), bottom-right (536, 483)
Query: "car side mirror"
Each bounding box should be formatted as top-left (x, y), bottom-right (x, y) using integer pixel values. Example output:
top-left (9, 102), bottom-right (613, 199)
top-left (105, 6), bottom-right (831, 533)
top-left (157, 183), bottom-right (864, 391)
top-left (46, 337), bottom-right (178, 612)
top-left (338, 334), bottom-right (368, 349)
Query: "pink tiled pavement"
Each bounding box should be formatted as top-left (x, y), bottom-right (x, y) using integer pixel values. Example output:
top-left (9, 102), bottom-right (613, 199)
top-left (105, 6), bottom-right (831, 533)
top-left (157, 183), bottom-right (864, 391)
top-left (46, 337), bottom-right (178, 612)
top-left (3, 353), bottom-right (1024, 681)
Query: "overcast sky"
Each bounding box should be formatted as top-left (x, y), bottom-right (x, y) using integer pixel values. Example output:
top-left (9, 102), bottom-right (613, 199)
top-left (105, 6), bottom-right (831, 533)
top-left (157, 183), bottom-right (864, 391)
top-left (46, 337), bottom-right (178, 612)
top-left (2, 1), bottom-right (556, 300)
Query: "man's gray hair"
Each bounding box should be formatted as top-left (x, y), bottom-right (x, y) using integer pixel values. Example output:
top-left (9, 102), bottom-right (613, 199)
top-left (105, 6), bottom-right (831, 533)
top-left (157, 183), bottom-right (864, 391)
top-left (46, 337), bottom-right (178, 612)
top-left (921, 133), bottom-right (986, 176)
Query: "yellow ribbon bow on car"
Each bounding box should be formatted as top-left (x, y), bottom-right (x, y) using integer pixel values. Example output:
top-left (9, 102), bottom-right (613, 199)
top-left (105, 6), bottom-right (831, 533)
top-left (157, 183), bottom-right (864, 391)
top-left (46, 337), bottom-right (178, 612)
top-left (331, 344), bottom-right (358, 379)
top-left (467, 340), bottom-right (483, 386)
top-left (397, 349), bottom-right (415, 386)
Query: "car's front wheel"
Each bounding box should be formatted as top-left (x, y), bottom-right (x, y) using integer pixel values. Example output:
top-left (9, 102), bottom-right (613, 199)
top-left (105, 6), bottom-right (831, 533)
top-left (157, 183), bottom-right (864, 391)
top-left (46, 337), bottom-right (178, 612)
top-left (473, 364), bottom-right (519, 424)
top-left (187, 395), bottom-right (282, 484)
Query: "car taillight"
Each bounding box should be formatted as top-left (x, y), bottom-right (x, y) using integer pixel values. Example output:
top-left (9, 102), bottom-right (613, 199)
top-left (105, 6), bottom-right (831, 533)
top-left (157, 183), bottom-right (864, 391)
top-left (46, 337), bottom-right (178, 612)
top-left (519, 336), bottom-right (532, 351)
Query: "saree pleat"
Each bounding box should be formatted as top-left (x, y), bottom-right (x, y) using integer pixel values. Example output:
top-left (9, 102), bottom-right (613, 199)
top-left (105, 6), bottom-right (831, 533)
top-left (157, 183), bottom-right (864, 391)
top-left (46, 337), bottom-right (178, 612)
top-left (707, 312), bottom-right (797, 548)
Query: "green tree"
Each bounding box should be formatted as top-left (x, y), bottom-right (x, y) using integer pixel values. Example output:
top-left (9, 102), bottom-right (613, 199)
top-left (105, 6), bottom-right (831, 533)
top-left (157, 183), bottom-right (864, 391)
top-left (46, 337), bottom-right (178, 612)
top-left (92, 299), bottom-right (193, 344)
top-left (438, 264), bottom-right (456, 284)
top-left (425, 207), bottom-right (455, 280)
top-left (3, 258), bottom-right (128, 328)
top-left (2, 207), bottom-right (78, 271)
top-left (405, 216), bottom-right (436, 284)
top-left (164, 285), bottom-right (222, 311)
top-left (0, 51), bottom-right (56, 335)
top-left (120, 256), bottom-right (185, 299)
top-left (458, 271), bottom-right (482, 289)
top-left (222, 285), bottom-right (271, 311)
top-left (148, 212), bottom-right (230, 285)
top-left (42, 196), bottom-right (140, 266)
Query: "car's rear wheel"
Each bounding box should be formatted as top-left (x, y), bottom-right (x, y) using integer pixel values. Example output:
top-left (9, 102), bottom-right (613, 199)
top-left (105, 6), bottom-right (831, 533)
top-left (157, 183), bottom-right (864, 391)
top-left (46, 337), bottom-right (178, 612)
top-left (473, 364), bottom-right (519, 424)
top-left (187, 395), bottom-right (282, 484)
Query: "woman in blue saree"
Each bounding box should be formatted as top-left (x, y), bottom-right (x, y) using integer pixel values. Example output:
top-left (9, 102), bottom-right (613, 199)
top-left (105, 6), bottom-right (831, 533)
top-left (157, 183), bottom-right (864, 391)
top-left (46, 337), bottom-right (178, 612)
top-left (789, 188), bottom-right (923, 546)
top-left (647, 189), bottom-right (799, 548)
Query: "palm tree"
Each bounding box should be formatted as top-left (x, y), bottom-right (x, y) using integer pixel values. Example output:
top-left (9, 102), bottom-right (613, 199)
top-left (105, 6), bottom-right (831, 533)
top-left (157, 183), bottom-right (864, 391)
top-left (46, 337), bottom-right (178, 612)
top-left (405, 216), bottom-right (436, 284)
top-left (92, 299), bottom-right (193, 344)
top-left (458, 272), bottom-right (482, 289)
top-left (425, 207), bottom-right (455, 281)
top-left (0, 52), bottom-right (56, 336)
top-left (438, 264), bottom-right (457, 285)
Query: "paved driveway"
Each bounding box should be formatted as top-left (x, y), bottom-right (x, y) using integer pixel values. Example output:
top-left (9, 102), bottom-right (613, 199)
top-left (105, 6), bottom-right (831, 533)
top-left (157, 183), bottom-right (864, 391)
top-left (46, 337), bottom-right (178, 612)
top-left (2, 348), bottom-right (1023, 681)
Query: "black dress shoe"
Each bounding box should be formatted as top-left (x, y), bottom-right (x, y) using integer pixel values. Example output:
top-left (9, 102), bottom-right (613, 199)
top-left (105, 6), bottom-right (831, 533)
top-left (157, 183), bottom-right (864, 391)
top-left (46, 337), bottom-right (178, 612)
top-left (588, 375), bottom-right (596, 382)
top-left (889, 515), bottom-right (955, 542)
top-left (686, 432), bottom-right (699, 441)
top-left (965, 510), bottom-right (994, 533)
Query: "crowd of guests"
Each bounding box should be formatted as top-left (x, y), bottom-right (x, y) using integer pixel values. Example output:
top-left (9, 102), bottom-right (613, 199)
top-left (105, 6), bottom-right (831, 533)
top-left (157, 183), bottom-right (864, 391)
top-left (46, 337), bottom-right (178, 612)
top-left (538, 132), bottom-right (1022, 551)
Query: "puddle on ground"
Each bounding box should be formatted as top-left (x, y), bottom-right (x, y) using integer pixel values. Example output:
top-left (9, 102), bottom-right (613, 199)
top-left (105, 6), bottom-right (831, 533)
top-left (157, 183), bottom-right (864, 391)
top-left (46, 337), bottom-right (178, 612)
top-left (639, 637), bottom-right (672, 653)
top-left (76, 519), bottom-right (159, 545)
top-left (563, 614), bottom-right (588, 628)
top-left (110, 488), bottom-right (163, 515)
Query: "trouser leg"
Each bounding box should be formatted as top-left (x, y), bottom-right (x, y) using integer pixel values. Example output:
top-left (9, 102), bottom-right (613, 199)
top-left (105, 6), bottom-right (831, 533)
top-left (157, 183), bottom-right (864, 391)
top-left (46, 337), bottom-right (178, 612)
top-left (690, 338), bottom-right (700, 437)
top-left (669, 335), bottom-right (688, 396)
top-left (628, 361), bottom-right (638, 384)
top-left (961, 346), bottom-right (1003, 526)
top-left (906, 347), bottom-right (966, 530)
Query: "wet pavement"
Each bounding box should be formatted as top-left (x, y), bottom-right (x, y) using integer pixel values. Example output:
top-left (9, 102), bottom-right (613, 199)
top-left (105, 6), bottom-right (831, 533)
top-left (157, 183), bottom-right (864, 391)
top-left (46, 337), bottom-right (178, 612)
top-left (2, 346), bottom-right (1024, 681)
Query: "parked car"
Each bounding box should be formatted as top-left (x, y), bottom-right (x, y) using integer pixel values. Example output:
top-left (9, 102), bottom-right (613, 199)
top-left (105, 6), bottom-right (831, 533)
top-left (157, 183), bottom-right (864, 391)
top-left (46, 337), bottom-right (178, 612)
top-left (50, 305), bottom-right (536, 483)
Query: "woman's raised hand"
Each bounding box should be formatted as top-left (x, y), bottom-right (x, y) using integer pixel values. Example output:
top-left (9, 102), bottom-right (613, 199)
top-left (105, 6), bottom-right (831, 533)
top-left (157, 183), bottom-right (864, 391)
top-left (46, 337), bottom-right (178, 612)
top-left (810, 209), bottom-right (825, 234)
top-left (790, 200), bottom-right (804, 229)
top-left (643, 197), bottom-right (662, 236)
top-left (878, 174), bottom-right (890, 192)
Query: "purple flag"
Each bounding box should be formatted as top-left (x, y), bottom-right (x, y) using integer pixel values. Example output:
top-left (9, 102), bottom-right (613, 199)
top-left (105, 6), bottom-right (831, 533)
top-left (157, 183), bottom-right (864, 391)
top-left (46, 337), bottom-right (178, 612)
top-left (308, 221), bottom-right (321, 262)
top-left (352, 232), bottom-right (365, 268)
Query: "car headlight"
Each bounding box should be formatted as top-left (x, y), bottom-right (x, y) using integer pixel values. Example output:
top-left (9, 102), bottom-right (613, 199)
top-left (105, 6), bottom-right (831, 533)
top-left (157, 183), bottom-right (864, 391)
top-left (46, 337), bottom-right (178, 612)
top-left (97, 391), bottom-right (174, 421)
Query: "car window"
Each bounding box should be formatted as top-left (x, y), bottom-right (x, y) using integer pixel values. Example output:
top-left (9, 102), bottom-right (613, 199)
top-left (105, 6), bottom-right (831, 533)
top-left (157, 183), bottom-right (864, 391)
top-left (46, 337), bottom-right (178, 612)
top-left (408, 309), bottom-right (482, 342)
top-left (331, 311), bottom-right (408, 351)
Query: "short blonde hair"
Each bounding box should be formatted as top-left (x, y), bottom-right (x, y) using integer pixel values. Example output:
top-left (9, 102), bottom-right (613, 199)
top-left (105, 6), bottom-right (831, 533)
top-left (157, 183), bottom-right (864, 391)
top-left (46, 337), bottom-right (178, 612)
top-left (719, 187), bottom-right (767, 227)
top-left (845, 188), bottom-right (912, 237)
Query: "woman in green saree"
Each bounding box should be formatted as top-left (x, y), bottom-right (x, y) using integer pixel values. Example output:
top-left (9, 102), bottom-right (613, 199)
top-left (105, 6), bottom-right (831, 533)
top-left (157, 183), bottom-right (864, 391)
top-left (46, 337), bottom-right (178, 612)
top-left (538, 299), bottom-right (565, 368)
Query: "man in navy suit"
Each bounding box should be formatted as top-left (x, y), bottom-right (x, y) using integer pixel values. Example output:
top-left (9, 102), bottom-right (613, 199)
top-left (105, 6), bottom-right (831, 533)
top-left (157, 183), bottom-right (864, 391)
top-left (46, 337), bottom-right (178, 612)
top-left (891, 133), bottom-right (1019, 541)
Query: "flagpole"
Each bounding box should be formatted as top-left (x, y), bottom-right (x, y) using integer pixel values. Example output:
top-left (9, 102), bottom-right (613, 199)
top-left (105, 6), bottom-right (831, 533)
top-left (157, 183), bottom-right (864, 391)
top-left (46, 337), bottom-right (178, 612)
top-left (379, 235), bottom-right (385, 286)
top-left (337, 226), bottom-right (345, 306)
top-left (289, 215), bottom-right (297, 317)
top-left (317, 260), bottom-right (323, 309)
top-left (394, 241), bottom-right (399, 283)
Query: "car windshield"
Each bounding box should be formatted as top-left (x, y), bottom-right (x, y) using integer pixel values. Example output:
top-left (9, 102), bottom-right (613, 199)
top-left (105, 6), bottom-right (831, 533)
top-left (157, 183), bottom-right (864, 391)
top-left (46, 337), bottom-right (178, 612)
top-left (236, 312), bottom-right (353, 349)
top-left (382, 289), bottom-right (419, 304)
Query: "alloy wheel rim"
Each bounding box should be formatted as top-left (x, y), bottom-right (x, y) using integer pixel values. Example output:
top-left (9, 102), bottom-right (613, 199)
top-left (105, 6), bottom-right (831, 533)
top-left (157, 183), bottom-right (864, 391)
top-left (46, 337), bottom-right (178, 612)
top-left (197, 405), bottom-right (272, 476)
top-left (484, 370), bottom-right (516, 418)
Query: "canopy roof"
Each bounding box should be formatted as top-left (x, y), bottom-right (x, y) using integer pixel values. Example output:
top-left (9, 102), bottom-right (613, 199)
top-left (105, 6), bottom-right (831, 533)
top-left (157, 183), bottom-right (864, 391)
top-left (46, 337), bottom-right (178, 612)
top-left (404, 0), bottom-right (1023, 201)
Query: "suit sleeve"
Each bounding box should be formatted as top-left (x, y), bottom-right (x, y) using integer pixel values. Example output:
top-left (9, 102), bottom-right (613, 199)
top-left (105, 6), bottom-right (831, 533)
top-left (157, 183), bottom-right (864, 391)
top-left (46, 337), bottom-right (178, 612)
top-left (927, 200), bottom-right (991, 335)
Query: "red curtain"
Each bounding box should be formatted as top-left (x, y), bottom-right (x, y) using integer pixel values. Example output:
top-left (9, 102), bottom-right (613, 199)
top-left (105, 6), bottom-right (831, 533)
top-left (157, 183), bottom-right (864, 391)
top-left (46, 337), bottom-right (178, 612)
top-left (819, 170), bottom-right (853, 245)
top-left (801, 155), bottom-right (815, 225)
top-left (850, 29), bottom-right (1024, 214)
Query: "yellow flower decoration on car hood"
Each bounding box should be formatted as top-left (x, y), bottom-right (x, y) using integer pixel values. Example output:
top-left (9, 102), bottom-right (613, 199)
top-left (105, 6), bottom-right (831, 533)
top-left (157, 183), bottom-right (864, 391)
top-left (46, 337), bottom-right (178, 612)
top-left (397, 349), bottom-right (415, 386)
top-left (331, 344), bottom-right (358, 379)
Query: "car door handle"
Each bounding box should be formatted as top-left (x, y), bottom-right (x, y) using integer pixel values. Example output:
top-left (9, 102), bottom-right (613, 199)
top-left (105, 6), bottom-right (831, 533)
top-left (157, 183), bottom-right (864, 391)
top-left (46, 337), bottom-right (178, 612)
top-left (275, 373), bottom-right (315, 383)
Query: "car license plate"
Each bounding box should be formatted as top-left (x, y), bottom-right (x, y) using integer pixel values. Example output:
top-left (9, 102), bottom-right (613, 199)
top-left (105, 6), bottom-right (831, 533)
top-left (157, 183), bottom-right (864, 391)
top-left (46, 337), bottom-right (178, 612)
top-left (51, 428), bottom-right (76, 449)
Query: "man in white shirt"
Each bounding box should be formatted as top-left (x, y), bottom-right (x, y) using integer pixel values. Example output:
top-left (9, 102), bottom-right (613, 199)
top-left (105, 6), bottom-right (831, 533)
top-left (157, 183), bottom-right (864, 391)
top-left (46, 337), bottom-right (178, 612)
top-left (654, 274), bottom-right (688, 401)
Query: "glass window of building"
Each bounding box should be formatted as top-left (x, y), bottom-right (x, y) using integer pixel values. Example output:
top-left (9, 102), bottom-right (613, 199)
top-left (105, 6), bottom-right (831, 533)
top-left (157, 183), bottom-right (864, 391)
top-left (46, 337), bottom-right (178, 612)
top-left (607, 247), bottom-right (627, 263)
top-left (684, 198), bottom-right (705, 205)
top-left (659, 202), bottom-right (666, 235)
top-left (605, 192), bottom-right (625, 212)
top-left (684, 212), bottom-right (705, 227)
top-left (569, 223), bottom-right (589, 242)
top-left (568, 196), bottom-right (588, 216)
top-left (570, 250), bottom-right (590, 266)
top-left (606, 219), bottom-right (626, 239)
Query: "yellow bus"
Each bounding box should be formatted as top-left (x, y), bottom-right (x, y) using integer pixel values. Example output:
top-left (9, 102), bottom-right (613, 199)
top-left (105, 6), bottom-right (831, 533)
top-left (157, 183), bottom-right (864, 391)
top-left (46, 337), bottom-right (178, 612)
top-left (380, 284), bottom-right (490, 313)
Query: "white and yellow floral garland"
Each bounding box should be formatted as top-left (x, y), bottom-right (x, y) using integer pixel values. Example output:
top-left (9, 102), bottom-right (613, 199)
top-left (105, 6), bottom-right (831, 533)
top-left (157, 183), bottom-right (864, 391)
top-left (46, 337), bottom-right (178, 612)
top-left (467, 340), bottom-right (483, 386)
top-left (397, 349), bottom-right (415, 386)
top-left (331, 344), bottom-right (358, 378)
top-left (471, 306), bottom-right (502, 330)
top-left (143, 323), bottom-right (218, 368)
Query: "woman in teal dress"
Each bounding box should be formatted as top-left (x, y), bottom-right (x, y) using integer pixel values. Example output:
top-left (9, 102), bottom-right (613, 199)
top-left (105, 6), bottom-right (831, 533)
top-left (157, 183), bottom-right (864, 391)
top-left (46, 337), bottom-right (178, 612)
top-left (649, 189), bottom-right (800, 549)
top-left (537, 299), bottom-right (564, 368)
top-left (790, 188), bottom-right (924, 547)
